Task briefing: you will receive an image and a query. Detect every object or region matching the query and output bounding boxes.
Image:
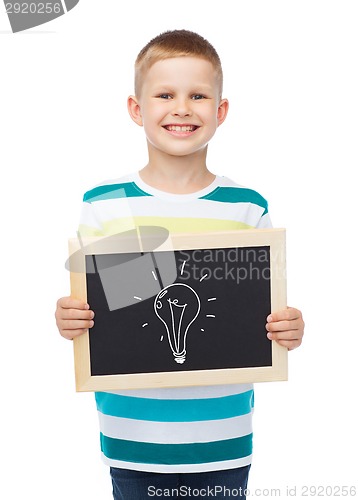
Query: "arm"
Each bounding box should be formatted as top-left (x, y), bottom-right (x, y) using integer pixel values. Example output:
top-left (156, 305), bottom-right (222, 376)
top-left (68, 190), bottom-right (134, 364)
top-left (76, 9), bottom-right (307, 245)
top-left (266, 307), bottom-right (304, 351)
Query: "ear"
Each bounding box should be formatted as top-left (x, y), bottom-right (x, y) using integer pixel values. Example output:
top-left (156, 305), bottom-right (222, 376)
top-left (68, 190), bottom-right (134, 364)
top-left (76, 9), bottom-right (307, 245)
top-left (127, 95), bottom-right (143, 126)
top-left (217, 98), bottom-right (229, 126)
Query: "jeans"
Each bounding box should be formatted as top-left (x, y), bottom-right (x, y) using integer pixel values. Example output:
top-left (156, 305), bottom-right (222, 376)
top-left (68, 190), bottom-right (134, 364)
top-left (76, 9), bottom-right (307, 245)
top-left (110, 465), bottom-right (251, 499)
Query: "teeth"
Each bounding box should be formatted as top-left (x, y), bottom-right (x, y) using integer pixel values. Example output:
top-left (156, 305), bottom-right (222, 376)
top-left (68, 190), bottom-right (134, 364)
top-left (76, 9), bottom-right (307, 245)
top-left (166, 125), bottom-right (196, 132)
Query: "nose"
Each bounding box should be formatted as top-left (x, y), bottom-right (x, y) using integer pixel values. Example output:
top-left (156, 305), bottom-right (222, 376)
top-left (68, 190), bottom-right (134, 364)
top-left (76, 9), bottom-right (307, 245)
top-left (171, 98), bottom-right (192, 117)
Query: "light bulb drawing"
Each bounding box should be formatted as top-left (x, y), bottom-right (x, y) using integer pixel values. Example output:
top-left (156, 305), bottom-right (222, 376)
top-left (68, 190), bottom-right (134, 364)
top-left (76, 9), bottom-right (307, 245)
top-left (154, 283), bottom-right (201, 364)
top-left (140, 256), bottom-right (217, 364)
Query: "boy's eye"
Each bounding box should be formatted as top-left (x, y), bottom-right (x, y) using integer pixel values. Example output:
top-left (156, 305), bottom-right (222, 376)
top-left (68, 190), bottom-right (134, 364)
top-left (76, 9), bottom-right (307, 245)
top-left (156, 94), bottom-right (206, 100)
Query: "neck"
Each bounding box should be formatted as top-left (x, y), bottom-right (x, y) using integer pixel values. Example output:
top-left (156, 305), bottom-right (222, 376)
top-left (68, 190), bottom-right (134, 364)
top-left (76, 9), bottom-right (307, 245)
top-left (139, 144), bottom-right (215, 194)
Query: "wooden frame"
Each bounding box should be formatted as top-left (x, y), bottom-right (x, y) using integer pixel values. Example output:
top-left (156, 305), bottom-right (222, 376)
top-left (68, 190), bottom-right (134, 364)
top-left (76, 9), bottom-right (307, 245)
top-left (69, 228), bottom-right (287, 391)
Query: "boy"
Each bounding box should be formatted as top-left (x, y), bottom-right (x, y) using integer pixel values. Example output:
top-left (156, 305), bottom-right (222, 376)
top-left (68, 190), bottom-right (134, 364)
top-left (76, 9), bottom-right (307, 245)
top-left (55, 30), bottom-right (304, 499)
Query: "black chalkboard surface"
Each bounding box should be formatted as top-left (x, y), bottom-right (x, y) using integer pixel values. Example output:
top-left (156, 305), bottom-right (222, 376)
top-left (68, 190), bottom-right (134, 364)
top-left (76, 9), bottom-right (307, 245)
top-left (69, 228), bottom-right (287, 391)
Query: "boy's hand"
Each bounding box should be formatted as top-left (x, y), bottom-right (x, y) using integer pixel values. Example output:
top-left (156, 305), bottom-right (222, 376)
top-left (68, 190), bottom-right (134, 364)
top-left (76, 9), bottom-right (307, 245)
top-left (55, 296), bottom-right (95, 340)
top-left (266, 307), bottom-right (304, 351)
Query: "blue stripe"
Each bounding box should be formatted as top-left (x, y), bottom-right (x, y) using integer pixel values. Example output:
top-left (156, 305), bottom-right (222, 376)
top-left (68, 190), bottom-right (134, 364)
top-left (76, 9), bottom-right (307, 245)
top-left (83, 182), bottom-right (152, 203)
top-left (100, 433), bottom-right (253, 465)
top-left (200, 187), bottom-right (268, 215)
top-left (95, 390), bottom-right (254, 422)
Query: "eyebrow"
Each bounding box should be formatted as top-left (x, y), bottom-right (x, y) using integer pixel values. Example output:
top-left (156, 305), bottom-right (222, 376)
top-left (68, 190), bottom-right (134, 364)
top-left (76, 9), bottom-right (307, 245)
top-left (152, 85), bottom-right (214, 93)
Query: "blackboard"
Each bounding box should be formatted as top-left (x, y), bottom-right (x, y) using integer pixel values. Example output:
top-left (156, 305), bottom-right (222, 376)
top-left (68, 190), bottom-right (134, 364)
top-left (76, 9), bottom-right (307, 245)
top-left (69, 228), bottom-right (287, 391)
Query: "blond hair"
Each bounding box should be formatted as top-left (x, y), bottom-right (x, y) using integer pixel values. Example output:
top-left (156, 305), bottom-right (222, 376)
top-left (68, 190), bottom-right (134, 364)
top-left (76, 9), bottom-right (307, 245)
top-left (134, 29), bottom-right (223, 97)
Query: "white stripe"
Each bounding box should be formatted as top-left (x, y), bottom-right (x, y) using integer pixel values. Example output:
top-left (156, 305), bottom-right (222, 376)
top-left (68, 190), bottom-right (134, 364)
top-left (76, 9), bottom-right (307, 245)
top-left (79, 202), bottom-right (103, 231)
top-left (59, 0), bottom-right (67, 13)
top-left (100, 453), bottom-right (252, 473)
top-left (128, 197), bottom-right (265, 224)
top-left (98, 412), bottom-right (253, 444)
top-left (83, 196), bottom-right (264, 227)
top-left (88, 198), bottom-right (136, 226)
top-left (256, 212), bottom-right (272, 228)
top-left (86, 173), bottom-right (241, 191)
top-left (105, 383), bottom-right (253, 400)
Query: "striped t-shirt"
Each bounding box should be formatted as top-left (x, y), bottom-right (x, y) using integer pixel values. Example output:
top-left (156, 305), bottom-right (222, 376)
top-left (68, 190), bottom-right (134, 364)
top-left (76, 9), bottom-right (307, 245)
top-left (78, 170), bottom-right (272, 473)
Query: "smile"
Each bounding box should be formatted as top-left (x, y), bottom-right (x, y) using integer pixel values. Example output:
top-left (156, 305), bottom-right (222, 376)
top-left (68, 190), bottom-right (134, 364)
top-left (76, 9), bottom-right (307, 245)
top-left (163, 124), bottom-right (199, 133)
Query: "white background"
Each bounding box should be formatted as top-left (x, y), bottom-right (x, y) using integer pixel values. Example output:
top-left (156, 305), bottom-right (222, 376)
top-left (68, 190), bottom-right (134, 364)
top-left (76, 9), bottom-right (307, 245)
top-left (1, 1), bottom-right (357, 498)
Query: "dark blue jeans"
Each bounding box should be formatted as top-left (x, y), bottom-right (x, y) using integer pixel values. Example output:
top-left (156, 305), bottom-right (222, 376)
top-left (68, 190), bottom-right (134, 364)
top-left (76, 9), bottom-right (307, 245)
top-left (110, 465), bottom-right (251, 499)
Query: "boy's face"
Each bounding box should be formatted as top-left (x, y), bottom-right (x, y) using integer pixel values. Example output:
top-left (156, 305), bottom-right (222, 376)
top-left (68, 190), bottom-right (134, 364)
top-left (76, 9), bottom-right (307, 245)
top-left (128, 57), bottom-right (228, 159)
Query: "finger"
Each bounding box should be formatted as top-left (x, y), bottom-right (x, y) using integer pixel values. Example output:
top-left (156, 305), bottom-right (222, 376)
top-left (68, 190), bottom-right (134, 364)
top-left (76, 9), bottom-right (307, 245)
top-left (267, 329), bottom-right (301, 342)
top-left (266, 318), bottom-right (302, 333)
top-left (57, 296), bottom-right (90, 310)
top-left (59, 319), bottom-right (94, 331)
top-left (60, 308), bottom-right (95, 321)
top-left (267, 306), bottom-right (302, 323)
top-left (61, 328), bottom-right (89, 341)
top-left (275, 338), bottom-right (303, 351)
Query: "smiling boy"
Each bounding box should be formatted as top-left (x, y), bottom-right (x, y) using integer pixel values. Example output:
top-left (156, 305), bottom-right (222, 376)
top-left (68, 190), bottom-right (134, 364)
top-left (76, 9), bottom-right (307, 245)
top-left (55, 30), bottom-right (304, 499)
